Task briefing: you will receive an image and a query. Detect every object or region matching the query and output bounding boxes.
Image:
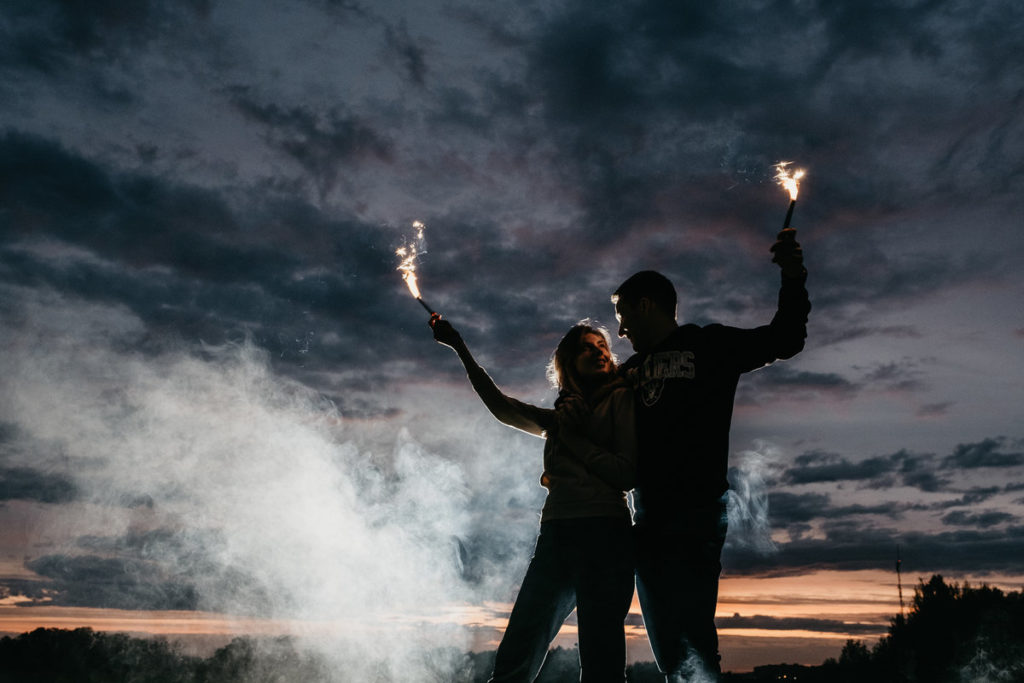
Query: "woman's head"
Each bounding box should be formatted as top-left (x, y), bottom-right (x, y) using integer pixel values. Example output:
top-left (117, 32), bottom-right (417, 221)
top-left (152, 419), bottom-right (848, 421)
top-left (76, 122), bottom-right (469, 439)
top-left (546, 320), bottom-right (617, 395)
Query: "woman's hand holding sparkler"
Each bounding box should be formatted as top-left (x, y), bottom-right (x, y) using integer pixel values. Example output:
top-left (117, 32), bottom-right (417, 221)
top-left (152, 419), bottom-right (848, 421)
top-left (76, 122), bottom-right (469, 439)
top-left (430, 317), bottom-right (464, 350)
top-left (770, 228), bottom-right (806, 279)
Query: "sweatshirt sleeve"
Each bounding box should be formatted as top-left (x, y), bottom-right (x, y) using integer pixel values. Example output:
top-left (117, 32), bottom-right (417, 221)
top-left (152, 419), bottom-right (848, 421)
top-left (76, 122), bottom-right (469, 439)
top-left (556, 387), bottom-right (637, 491)
top-left (769, 272), bottom-right (811, 360)
top-left (464, 364), bottom-right (554, 437)
top-left (718, 272), bottom-right (811, 374)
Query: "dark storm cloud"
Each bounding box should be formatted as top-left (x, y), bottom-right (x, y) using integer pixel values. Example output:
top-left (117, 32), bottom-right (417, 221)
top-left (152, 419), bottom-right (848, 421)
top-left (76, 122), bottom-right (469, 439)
top-left (446, 5), bottom-right (529, 51)
top-left (859, 361), bottom-right (925, 392)
top-left (728, 437), bottom-right (1024, 576)
top-left (304, 0), bottom-right (369, 21)
top-left (724, 523), bottom-right (896, 576)
top-left (818, 247), bottom-right (987, 309)
top-left (510, 2), bottom-right (779, 242)
top-left (0, 0), bottom-right (210, 75)
top-left (941, 509), bottom-right (1016, 529)
top-left (0, 130), bottom-right (271, 281)
top-left (785, 450), bottom-right (891, 483)
top-left (485, 0), bottom-right (1021, 332)
top-left (0, 426), bottom-right (77, 503)
top-left (508, 0), bottom-right (1018, 249)
top-left (525, 1), bottom-right (800, 127)
top-left (1, 0), bottom-right (1021, 625)
top-left (229, 92), bottom-right (394, 196)
top-left (942, 437), bottom-right (1024, 469)
top-left (766, 492), bottom-right (830, 524)
top-left (766, 491), bottom-right (921, 527)
top-left (75, 527), bottom-right (218, 558)
top-left (816, 0), bottom-right (949, 61)
top-left (383, 20), bottom-right (428, 86)
top-left (777, 442), bottom-right (1024, 493)
top-left (781, 449), bottom-right (945, 491)
top-left (916, 401), bottom-right (952, 418)
top-left (781, 438), bottom-right (1024, 495)
top-left (21, 555), bottom-right (269, 613)
top-left (0, 467), bottom-right (77, 504)
top-left (725, 522), bottom-right (1024, 576)
top-left (401, 0), bottom-right (1020, 352)
top-left (735, 366), bottom-right (859, 407)
top-left (717, 614), bottom-right (885, 636)
top-left (11, 528), bottom-right (274, 612)
top-left (756, 367), bottom-right (858, 394)
top-left (949, 487), bottom-right (1003, 506)
top-left (0, 129), bottom-right (526, 396)
top-left (802, 2), bottom-right (1022, 202)
top-left (0, 125), bottom-right (573, 413)
top-left (24, 554), bottom-right (201, 610)
top-left (0, 129), bottom-right (435, 379)
top-left (820, 325), bottom-right (923, 346)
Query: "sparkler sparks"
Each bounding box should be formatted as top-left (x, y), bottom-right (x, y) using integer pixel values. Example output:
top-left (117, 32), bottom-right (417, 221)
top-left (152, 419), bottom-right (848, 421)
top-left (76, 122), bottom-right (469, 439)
top-left (774, 161), bottom-right (806, 230)
top-left (396, 220), bottom-right (436, 314)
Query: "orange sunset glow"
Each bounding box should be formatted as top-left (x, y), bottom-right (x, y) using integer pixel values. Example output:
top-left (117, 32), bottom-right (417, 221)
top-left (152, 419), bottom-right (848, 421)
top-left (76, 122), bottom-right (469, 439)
top-left (10, 568), bottom-right (1020, 671)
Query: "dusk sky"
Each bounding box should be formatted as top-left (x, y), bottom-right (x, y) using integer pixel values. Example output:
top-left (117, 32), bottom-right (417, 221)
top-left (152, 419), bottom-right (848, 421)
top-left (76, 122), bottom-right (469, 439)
top-left (1, 0), bottom-right (1023, 675)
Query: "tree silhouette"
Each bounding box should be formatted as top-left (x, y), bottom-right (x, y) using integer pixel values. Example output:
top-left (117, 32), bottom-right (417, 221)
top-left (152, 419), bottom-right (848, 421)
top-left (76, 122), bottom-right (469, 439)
top-left (195, 635), bottom-right (332, 683)
top-left (827, 574), bottom-right (1024, 683)
top-left (0, 627), bottom-right (195, 683)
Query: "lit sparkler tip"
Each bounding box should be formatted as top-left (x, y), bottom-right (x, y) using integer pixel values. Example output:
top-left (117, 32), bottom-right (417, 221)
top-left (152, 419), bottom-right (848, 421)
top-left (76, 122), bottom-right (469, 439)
top-left (401, 271), bottom-right (421, 299)
top-left (396, 220), bottom-right (431, 305)
top-left (774, 161), bottom-right (806, 201)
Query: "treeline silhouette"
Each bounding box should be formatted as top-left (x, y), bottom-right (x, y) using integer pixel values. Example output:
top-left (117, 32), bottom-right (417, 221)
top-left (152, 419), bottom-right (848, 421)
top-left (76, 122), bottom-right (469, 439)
top-left (1, 575), bottom-right (1021, 682)
top-left (725, 574), bottom-right (1024, 683)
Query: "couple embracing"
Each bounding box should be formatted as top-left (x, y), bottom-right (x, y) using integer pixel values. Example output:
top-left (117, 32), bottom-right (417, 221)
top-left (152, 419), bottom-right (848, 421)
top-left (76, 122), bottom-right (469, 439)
top-left (430, 229), bottom-right (810, 683)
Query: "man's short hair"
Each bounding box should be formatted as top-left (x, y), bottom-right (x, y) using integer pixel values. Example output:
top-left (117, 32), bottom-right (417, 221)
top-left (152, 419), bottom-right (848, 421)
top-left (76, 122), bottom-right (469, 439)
top-left (612, 270), bottom-right (677, 315)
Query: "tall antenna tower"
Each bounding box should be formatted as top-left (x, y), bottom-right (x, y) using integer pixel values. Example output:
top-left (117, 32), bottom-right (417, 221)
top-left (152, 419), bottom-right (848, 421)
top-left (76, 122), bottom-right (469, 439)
top-left (896, 545), bottom-right (905, 622)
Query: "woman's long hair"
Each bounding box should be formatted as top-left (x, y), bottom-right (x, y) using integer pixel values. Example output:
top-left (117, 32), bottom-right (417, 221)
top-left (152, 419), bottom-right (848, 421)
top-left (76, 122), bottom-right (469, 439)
top-left (545, 320), bottom-right (617, 398)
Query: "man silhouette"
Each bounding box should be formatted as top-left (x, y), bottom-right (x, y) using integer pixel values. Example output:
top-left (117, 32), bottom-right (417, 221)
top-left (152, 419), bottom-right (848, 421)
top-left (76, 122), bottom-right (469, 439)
top-left (611, 228), bottom-right (810, 682)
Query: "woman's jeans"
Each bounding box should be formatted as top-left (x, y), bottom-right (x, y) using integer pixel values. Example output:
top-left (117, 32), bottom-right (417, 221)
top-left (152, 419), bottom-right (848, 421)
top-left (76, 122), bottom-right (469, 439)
top-left (488, 516), bottom-right (635, 683)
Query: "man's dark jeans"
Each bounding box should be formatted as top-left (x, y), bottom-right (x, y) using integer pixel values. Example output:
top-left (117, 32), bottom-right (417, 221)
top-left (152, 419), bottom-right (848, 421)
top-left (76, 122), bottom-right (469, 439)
top-left (488, 516), bottom-right (635, 683)
top-left (634, 496), bottom-right (729, 682)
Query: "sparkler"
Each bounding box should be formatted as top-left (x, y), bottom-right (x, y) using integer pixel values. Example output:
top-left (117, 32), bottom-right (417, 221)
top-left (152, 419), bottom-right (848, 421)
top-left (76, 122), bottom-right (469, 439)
top-left (774, 161), bottom-right (806, 230)
top-left (396, 220), bottom-right (438, 315)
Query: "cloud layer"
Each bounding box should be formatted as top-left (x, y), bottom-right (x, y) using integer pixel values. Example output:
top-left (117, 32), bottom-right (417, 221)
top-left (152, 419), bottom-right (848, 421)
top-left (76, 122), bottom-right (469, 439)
top-left (2, 0), bottom-right (1023, 672)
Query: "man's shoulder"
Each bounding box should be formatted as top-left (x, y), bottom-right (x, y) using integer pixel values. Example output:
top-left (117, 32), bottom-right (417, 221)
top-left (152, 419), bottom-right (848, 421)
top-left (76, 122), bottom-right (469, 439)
top-left (620, 325), bottom-right (702, 368)
top-left (667, 323), bottom-right (705, 345)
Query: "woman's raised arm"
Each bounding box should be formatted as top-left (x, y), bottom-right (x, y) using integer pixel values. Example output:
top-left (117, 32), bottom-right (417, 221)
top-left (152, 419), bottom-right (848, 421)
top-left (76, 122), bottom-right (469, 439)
top-left (431, 317), bottom-right (552, 437)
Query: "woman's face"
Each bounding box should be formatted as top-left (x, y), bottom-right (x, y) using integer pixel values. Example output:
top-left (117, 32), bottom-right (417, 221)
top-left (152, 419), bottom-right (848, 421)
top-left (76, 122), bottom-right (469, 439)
top-left (574, 332), bottom-right (613, 381)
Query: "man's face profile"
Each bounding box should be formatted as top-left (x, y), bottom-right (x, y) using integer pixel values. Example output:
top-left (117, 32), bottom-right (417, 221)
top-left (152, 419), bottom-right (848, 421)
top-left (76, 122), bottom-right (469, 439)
top-left (614, 298), bottom-right (646, 352)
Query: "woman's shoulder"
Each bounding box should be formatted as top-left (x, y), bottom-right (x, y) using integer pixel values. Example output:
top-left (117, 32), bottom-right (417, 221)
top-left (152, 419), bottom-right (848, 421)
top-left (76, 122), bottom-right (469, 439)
top-left (591, 377), bottom-right (632, 406)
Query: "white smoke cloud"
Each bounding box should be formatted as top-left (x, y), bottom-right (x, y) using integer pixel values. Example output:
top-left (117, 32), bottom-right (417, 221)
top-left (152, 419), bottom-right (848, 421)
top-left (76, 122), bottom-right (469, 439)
top-left (958, 638), bottom-right (1022, 683)
top-left (0, 285), bottom-right (522, 679)
top-left (726, 441), bottom-right (781, 554)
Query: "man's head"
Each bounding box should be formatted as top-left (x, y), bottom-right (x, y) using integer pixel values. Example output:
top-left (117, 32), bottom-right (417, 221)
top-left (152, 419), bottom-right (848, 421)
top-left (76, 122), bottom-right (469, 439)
top-left (611, 270), bottom-right (678, 353)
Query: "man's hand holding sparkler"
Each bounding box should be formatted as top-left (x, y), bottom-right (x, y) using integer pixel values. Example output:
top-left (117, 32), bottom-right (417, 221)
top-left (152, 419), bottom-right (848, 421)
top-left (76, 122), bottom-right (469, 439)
top-left (770, 228), bottom-right (806, 279)
top-left (431, 317), bottom-right (465, 352)
top-left (770, 161), bottom-right (807, 279)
